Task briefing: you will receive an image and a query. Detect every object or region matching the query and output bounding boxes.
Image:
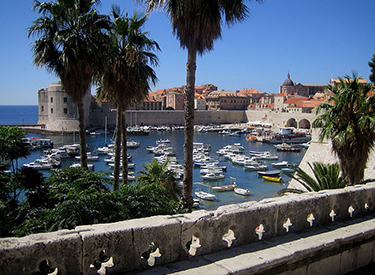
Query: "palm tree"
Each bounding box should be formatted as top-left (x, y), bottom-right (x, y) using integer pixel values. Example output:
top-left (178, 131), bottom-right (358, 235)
top-left (313, 73), bottom-right (375, 186)
top-left (99, 6), bottom-right (159, 190)
top-left (137, 159), bottom-right (180, 200)
top-left (141, 0), bottom-right (262, 210)
top-left (282, 162), bottom-right (347, 194)
top-left (29, 0), bottom-right (110, 168)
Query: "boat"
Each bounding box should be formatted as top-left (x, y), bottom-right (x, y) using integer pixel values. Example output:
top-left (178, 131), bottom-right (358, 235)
top-left (192, 198), bottom-right (200, 208)
top-left (195, 190), bottom-right (216, 201)
top-left (271, 161), bottom-right (293, 168)
top-left (246, 135), bottom-right (257, 142)
top-left (258, 170), bottom-right (281, 177)
top-left (202, 172), bottom-right (225, 180)
top-left (274, 143), bottom-right (301, 152)
top-left (264, 127), bottom-right (311, 144)
top-left (262, 175), bottom-right (283, 182)
top-left (234, 188), bottom-right (250, 196)
top-left (156, 138), bottom-right (170, 144)
top-left (127, 140), bottom-right (140, 148)
top-left (212, 184), bottom-right (237, 192)
top-left (70, 163), bottom-right (95, 170)
top-left (281, 167), bottom-right (295, 173)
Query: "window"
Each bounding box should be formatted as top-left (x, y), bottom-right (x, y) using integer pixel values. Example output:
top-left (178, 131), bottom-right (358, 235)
top-left (50, 97), bottom-right (53, 103)
top-left (51, 108), bottom-right (53, 114)
top-left (63, 108), bottom-right (68, 114)
top-left (63, 97), bottom-right (68, 103)
top-left (41, 106), bottom-right (44, 112)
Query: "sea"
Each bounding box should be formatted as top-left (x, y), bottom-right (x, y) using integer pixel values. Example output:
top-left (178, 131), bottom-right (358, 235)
top-left (0, 105), bottom-right (306, 210)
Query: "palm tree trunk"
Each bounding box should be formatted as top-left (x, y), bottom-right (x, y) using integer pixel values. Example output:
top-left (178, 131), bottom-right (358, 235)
top-left (121, 111), bottom-right (129, 185)
top-left (182, 47), bottom-right (197, 211)
top-left (113, 105), bottom-right (122, 191)
top-left (77, 101), bottom-right (88, 168)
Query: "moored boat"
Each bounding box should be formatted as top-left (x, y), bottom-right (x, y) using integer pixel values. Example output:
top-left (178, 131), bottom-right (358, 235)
top-left (212, 184), bottom-right (237, 192)
top-left (262, 175), bottom-right (282, 182)
top-left (258, 170), bottom-right (281, 177)
top-left (234, 187), bottom-right (250, 196)
top-left (195, 190), bottom-right (216, 201)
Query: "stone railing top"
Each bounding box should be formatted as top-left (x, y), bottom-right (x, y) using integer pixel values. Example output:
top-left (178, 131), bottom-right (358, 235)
top-left (1, 183), bottom-right (375, 275)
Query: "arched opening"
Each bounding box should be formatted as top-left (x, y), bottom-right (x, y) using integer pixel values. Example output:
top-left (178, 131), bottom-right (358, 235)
top-left (286, 118), bottom-right (297, 128)
top-left (299, 119), bottom-right (311, 129)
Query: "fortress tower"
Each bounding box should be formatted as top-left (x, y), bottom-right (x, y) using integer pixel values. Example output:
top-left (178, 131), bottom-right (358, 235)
top-left (38, 82), bottom-right (91, 131)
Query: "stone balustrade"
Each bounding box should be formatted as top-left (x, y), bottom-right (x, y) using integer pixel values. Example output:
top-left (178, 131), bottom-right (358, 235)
top-left (1, 183), bottom-right (375, 274)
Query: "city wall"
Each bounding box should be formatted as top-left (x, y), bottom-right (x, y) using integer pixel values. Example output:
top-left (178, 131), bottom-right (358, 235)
top-left (1, 184), bottom-right (375, 274)
top-left (86, 109), bottom-right (316, 130)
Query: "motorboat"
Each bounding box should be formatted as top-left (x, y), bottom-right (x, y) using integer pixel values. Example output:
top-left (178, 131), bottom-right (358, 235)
top-left (281, 167), bottom-right (295, 173)
top-left (195, 190), bottom-right (216, 201)
top-left (156, 138), bottom-right (170, 144)
top-left (70, 163), bottom-right (95, 170)
top-left (271, 161), bottom-right (293, 168)
top-left (212, 184), bottom-right (237, 192)
top-left (202, 172), bottom-right (225, 180)
top-left (262, 175), bottom-right (283, 182)
top-left (234, 188), bottom-right (250, 196)
top-left (274, 143), bottom-right (301, 152)
top-left (244, 164), bottom-right (268, 171)
top-left (258, 170), bottom-right (281, 177)
top-left (127, 140), bottom-right (140, 148)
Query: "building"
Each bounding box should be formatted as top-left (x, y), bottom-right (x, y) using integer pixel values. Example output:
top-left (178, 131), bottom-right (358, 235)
top-left (38, 82), bottom-right (91, 131)
top-left (279, 72), bottom-right (327, 97)
top-left (205, 90), bottom-right (250, 110)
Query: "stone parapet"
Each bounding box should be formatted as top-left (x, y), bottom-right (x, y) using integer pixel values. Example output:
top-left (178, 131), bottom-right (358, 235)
top-left (1, 184), bottom-right (375, 274)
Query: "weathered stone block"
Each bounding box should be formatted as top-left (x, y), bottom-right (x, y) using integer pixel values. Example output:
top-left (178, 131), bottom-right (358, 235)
top-left (0, 230), bottom-right (82, 275)
top-left (79, 215), bottom-right (181, 274)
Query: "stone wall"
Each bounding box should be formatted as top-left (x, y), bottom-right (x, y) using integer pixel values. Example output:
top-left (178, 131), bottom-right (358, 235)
top-left (1, 184), bottom-right (375, 274)
top-left (289, 129), bottom-right (375, 191)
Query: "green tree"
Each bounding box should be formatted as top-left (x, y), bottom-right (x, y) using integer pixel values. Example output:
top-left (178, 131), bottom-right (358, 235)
top-left (141, 0), bottom-right (262, 210)
top-left (98, 6), bottom-right (159, 189)
top-left (0, 126), bottom-right (29, 173)
top-left (368, 53), bottom-right (375, 83)
top-left (29, 0), bottom-right (110, 168)
top-left (313, 73), bottom-right (375, 186)
top-left (277, 162), bottom-right (347, 196)
top-left (137, 159), bottom-right (180, 200)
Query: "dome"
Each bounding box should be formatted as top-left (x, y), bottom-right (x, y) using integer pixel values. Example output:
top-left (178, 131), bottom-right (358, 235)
top-left (282, 72), bottom-right (294, 86)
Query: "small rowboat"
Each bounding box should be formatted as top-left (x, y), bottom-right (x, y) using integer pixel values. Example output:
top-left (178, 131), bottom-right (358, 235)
top-left (234, 187), bottom-right (250, 196)
top-left (262, 175), bottom-right (283, 182)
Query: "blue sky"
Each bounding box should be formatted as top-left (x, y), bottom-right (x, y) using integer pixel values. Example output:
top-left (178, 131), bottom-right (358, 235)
top-left (1, 0), bottom-right (374, 105)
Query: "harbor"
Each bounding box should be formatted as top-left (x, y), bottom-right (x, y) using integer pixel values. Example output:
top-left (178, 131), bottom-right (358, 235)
top-left (19, 126), bottom-right (308, 210)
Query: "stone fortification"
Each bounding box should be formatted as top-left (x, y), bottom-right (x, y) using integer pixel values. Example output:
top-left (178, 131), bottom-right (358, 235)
top-left (1, 183), bottom-right (375, 274)
top-left (288, 129), bottom-right (375, 191)
top-left (37, 82), bottom-right (317, 131)
top-left (38, 82), bottom-right (91, 131)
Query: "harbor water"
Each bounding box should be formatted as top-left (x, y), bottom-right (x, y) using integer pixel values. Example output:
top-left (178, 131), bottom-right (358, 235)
top-left (18, 129), bottom-right (307, 211)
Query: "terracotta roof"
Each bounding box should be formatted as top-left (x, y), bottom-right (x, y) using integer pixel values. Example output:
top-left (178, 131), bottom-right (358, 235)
top-left (238, 88), bottom-right (263, 95)
top-left (284, 97), bottom-right (309, 104)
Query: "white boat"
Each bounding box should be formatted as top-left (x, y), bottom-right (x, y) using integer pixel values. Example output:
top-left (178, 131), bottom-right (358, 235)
top-left (195, 190), bottom-right (216, 201)
top-left (70, 163), bottom-right (95, 170)
top-left (202, 172), bottom-right (225, 180)
top-left (272, 161), bottom-right (292, 168)
top-left (75, 153), bottom-right (99, 161)
top-left (127, 140), bottom-right (140, 148)
top-left (156, 138), bottom-right (170, 144)
top-left (234, 188), bottom-right (250, 196)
